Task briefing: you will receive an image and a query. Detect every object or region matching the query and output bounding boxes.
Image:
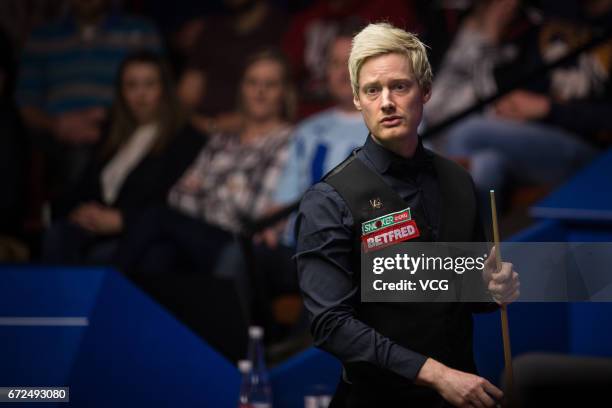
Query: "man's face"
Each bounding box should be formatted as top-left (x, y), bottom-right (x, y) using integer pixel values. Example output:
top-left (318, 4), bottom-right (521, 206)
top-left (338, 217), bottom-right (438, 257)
top-left (353, 52), bottom-right (430, 148)
top-left (326, 37), bottom-right (354, 108)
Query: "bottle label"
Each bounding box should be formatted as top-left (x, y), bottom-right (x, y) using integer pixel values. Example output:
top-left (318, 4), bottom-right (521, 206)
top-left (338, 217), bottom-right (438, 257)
top-left (304, 395), bottom-right (332, 408)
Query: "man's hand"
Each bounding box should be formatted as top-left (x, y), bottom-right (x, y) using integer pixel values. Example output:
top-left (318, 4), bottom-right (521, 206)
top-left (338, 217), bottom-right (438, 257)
top-left (52, 107), bottom-right (106, 144)
top-left (70, 202), bottom-right (123, 235)
top-left (416, 358), bottom-right (503, 407)
top-left (494, 90), bottom-right (551, 122)
top-left (483, 246), bottom-right (520, 305)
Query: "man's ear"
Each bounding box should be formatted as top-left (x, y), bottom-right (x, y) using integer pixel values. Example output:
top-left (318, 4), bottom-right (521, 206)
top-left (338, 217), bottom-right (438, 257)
top-left (353, 93), bottom-right (362, 111)
top-left (422, 86), bottom-right (432, 104)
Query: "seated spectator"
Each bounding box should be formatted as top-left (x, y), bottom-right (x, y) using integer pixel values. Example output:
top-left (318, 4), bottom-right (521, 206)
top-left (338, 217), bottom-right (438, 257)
top-left (261, 23), bottom-right (369, 248)
top-left (176, 0), bottom-right (287, 135)
top-left (16, 0), bottom-right (162, 212)
top-left (282, 0), bottom-right (419, 117)
top-left (118, 49), bottom-right (295, 279)
top-left (42, 51), bottom-right (204, 265)
top-left (424, 0), bottom-right (524, 130)
top-left (0, 28), bottom-right (28, 261)
top-left (432, 0), bottom-right (612, 206)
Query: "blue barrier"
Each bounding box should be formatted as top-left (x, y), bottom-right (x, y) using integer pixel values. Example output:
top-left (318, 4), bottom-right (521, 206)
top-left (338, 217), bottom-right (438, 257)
top-left (0, 266), bottom-right (239, 408)
top-left (270, 348), bottom-right (341, 408)
top-left (531, 147), bottom-right (612, 222)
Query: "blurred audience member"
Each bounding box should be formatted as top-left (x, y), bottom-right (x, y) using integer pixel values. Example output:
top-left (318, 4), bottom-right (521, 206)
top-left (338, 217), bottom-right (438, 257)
top-left (0, 0), bottom-right (69, 52)
top-left (43, 52), bottom-right (203, 265)
top-left (119, 49), bottom-right (294, 277)
top-left (425, 0), bottom-right (524, 129)
top-left (439, 0), bottom-right (612, 204)
top-left (17, 0), bottom-right (162, 209)
top-left (125, 0), bottom-right (222, 71)
top-left (262, 23), bottom-right (368, 248)
top-left (283, 0), bottom-right (419, 117)
top-left (176, 0), bottom-right (287, 135)
top-left (0, 28), bottom-right (28, 261)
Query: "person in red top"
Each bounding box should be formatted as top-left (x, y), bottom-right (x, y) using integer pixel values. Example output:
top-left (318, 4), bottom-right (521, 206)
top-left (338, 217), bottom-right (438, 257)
top-left (283, 0), bottom-right (419, 117)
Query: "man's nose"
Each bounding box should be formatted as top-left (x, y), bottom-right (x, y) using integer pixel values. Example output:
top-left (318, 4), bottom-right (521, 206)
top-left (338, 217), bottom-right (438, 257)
top-left (256, 84), bottom-right (267, 95)
top-left (381, 88), bottom-right (395, 113)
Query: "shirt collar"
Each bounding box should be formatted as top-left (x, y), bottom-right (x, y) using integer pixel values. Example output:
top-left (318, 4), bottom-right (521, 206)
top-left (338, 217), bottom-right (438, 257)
top-left (362, 133), bottom-right (432, 177)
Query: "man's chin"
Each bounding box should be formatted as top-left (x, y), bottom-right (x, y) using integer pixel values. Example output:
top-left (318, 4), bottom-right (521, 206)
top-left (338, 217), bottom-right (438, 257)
top-left (376, 126), bottom-right (411, 141)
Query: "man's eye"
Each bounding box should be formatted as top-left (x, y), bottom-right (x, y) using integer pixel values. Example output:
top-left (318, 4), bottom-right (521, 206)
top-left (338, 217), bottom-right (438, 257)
top-left (394, 83), bottom-right (407, 91)
top-left (365, 87), bottom-right (379, 95)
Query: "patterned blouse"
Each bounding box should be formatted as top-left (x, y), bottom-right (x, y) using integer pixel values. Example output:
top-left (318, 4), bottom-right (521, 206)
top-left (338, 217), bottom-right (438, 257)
top-left (168, 125), bottom-right (292, 234)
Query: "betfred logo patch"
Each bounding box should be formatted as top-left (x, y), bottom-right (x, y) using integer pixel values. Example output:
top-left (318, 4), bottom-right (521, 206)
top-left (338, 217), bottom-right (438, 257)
top-left (361, 220), bottom-right (420, 252)
top-left (361, 208), bottom-right (412, 235)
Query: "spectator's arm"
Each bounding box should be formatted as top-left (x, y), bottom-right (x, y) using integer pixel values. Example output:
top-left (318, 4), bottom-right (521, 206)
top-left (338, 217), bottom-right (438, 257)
top-left (20, 106), bottom-right (105, 144)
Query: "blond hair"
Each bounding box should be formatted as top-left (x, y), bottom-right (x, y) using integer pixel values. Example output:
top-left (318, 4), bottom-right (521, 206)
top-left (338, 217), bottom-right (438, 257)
top-left (348, 23), bottom-right (432, 96)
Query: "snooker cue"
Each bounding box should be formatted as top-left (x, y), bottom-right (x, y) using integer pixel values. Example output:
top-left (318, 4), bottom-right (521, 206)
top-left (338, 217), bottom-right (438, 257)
top-left (489, 190), bottom-right (513, 401)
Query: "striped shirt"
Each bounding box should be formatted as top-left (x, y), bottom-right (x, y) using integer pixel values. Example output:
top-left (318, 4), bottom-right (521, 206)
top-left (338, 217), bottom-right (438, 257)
top-left (16, 13), bottom-right (162, 114)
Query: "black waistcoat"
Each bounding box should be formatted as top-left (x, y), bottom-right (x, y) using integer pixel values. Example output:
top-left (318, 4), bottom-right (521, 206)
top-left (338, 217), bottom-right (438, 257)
top-left (324, 148), bottom-right (481, 399)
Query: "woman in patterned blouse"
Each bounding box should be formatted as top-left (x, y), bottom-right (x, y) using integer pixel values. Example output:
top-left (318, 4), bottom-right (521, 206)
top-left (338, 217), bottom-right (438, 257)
top-left (118, 48), bottom-right (296, 279)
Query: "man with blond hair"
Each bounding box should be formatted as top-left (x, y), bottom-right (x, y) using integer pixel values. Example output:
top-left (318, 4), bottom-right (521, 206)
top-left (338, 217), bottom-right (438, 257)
top-left (295, 23), bottom-right (519, 407)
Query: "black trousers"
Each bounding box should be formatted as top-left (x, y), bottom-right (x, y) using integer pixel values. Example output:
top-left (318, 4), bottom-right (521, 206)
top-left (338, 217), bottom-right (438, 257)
top-left (117, 206), bottom-right (234, 276)
top-left (43, 219), bottom-right (118, 265)
top-left (117, 206), bottom-right (300, 328)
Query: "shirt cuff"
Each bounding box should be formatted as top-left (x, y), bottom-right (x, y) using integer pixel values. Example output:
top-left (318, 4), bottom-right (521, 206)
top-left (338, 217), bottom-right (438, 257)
top-left (388, 344), bottom-right (428, 382)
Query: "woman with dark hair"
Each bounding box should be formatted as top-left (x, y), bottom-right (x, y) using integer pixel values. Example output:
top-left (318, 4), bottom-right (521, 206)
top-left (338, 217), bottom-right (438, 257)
top-left (43, 51), bottom-right (205, 264)
top-left (118, 48), bottom-right (295, 277)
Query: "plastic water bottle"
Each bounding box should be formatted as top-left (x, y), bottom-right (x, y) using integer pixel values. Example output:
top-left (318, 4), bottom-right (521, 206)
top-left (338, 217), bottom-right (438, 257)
top-left (245, 326), bottom-right (272, 407)
top-left (238, 360), bottom-right (253, 408)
